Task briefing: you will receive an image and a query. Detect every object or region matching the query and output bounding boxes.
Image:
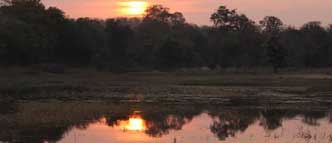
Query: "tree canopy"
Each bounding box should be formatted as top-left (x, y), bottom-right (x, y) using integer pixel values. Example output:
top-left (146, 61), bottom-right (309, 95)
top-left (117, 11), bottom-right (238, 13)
top-left (1, 0), bottom-right (332, 71)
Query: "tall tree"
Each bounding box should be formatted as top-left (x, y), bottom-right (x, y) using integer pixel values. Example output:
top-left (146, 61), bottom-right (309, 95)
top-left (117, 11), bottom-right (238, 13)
top-left (260, 16), bottom-right (283, 35)
top-left (0, 0), bottom-right (52, 65)
top-left (300, 21), bottom-right (330, 67)
top-left (260, 16), bottom-right (286, 72)
top-left (157, 37), bottom-right (184, 70)
top-left (210, 6), bottom-right (237, 31)
top-left (209, 5), bottom-right (263, 69)
top-left (328, 25), bottom-right (332, 66)
top-left (105, 19), bottom-right (133, 71)
top-left (56, 18), bottom-right (105, 65)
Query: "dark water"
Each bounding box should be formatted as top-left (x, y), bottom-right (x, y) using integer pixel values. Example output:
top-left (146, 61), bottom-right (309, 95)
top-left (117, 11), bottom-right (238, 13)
top-left (1, 101), bottom-right (332, 143)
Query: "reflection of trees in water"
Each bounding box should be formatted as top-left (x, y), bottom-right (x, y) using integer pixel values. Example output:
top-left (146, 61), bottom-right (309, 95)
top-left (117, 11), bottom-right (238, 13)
top-left (259, 109), bottom-right (298, 130)
top-left (0, 102), bottom-right (109, 143)
top-left (8, 126), bottom-right (68, 143)
top-left (0, 103), bottom-right (331, 142)
top-left (209, 109), bottom-right (259, 140)
top-left (145, 114), bottom-right (189, 137)
top-left (143, 108), bottom-right (202, 137)
top-left (0, 121), bottom-right (97, 143)
top-left (302, 111), bottom-right (326, 126)
top-left (105, 105), bottom-right (204, 137)
top-left (208, 108), bottom-right (330, 140)
top-left (106, 113), bottom-right (131, 127)
top-left (328, 111), bottom-right (332, 123)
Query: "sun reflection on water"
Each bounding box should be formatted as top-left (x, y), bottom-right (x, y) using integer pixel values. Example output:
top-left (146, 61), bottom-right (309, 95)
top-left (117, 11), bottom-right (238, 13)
top-left (118, 112), bottom-right (146, 131)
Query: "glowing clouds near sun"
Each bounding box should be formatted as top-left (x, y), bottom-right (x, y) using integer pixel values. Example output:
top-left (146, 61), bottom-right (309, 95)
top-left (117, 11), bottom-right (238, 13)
top-left (117, 1), bottom-right (150, 16)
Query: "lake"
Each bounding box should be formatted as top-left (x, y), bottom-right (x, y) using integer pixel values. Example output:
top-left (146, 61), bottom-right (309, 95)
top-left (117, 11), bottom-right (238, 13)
top-left (1, 101), bottom-right (332, 143)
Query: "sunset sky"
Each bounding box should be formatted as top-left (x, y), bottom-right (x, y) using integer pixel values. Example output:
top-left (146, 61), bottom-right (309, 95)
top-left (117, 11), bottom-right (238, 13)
top-left (43, 0), bottom-right (332, 27)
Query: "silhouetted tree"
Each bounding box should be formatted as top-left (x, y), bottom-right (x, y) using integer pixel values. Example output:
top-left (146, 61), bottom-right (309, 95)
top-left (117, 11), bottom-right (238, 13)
top-left (59, 18), bottom-right (105, 65)
top-left (264, 36), bottom-right (287, 73)
top-left (209, 6), bottom-right (264, 69)
top-left (105, 19), bottom-right (133, 71)
top-left (210, 6), bottom-right (238, 31)
top-left (328, 25), bottom-right (332, 66)
top-left (0, 0), bottom-right (54, 65)
top-left (300, 21), bottom-right (330, 67)
top-left (157, 37), bottom-right (183, 70)
top-left (0, 2), bottom-right (332, 71)
top-left (260, 16), bottom-right (286, 72)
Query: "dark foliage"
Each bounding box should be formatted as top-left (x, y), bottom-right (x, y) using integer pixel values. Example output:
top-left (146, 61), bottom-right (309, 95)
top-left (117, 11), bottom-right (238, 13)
top-left (1, 0), bottom-right (331, 71)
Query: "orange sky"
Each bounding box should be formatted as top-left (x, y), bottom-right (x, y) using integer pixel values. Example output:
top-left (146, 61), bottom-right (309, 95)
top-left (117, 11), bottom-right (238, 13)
top-left (43, 0), bottom-right (332, 27)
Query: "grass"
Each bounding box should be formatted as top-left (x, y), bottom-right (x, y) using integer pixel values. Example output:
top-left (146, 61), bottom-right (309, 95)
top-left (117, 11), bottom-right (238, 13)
top-left (0, 68), bottom-right (332, 103)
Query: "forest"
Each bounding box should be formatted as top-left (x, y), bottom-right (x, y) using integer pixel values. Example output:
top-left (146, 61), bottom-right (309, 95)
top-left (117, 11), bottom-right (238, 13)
top-left (1, 0), bottom-right (332, 72)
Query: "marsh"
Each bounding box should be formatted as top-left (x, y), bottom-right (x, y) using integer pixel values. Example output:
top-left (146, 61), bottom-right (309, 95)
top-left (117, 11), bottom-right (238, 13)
top-left (1, 101), bottom-right (332, 143)
top-left (1, 0), bottom-right (332, 142)
top-left (1, 70), bottom-right (332, 143)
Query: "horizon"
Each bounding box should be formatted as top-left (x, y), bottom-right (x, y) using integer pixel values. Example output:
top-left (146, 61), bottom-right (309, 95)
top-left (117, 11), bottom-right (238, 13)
top-left (43, 0), bottom-right (332, 27)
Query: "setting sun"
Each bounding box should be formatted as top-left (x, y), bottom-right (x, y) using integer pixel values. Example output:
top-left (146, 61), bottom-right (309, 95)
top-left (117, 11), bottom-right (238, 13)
top-left (118, 1), bottom-right (149, 16)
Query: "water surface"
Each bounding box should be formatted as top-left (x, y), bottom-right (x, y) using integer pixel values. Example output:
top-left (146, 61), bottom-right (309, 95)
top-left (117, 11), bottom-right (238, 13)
top-left (60, 112), bottom-right (332, 143)
top-left (1, 102), bottom-right (332, 143)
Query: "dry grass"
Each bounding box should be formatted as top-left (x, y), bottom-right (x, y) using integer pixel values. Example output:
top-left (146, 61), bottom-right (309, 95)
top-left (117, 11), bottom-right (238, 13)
top-left (0, 68), bottom-right (332, 103)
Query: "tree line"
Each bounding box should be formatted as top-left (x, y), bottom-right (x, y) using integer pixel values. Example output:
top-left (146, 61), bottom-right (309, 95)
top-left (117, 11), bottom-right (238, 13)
top-left (1, 0), bottom-right (332, 72)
